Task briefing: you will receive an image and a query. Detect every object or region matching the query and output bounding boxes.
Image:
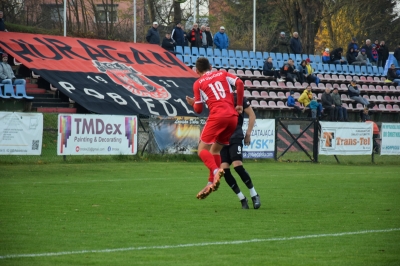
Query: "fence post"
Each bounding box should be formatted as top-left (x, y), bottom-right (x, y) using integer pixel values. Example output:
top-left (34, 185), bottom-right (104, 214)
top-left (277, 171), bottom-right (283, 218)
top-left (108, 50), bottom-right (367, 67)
top-left (313, 119), bottom-right (319, 163)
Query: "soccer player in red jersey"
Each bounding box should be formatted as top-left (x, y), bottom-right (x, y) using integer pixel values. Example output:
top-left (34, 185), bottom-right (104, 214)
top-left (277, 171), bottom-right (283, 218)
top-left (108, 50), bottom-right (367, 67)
top-left (186, 57), bottom-right (244, 199)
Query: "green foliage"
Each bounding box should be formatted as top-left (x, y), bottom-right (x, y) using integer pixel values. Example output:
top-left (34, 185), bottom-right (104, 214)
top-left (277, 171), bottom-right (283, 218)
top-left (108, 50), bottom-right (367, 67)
top-left (5, 22), bottom-right (60, 35)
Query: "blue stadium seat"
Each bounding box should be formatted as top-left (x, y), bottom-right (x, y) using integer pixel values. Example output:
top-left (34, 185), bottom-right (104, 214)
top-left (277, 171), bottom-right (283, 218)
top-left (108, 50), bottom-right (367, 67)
top-left (366, 66), bottom-right (374, 76)
top-left (176, 54), bottom-right (184, 62)
top-left (257, 59), bottom-right (264, 70)
top-left (335, 64), bottom-right (342, 74)
top-left (236, 59), bottom-right (244, 69)
top-left (191, 47), bottom-right (199, 56)
top-left (198, 47), bottom-right (206, 57)
top-left (208, 57), bottom-right (215, 66)
top-left (15, 85), bottom-right (34, 99)
top-left (323, 64), bottom-right (330, 74)
top-left (314, 64), bottom-right (323, 74)
top-left (348, 65), bottom-right (355, 75)
top-left (191, 56), bottom-right (198, 66)
top-left (276, 53), bottom-right (283, 62)
top-left (302, 54), bottom-right (309, 61)
top-left (360, 65), bottom-right (368, 76)
top-left (228, 58), bottom-right (237, 68)
top-left (175, 46), bottom-right (183, 55)
top-left (221, 57), bottom-right (229, 68)
top-left (309, 55), bottom-right (315, 63)
top-left (377, 66), bottom-right (385, 76)
top-left (206, 48), bottom-right (214, 57)
top-left (282, 53), bottom-right (289, 63)
top-left (249, 51), bottom-right (256, 59)
top-left (314, 55), bottom-right (321, 64)
top-left (295, 54), bottom-right (302, 64)
top-left (1, 84), bottom-right (15, 98)
top-left (269, 52), bottom-right (276, 60)
top-left (371, 66), bottom-right (379, 76)
top-left (213, 57), bottom-right (222, 68)
top-left (221, 49), bottom-right (229, 58)
top-left (235, 50), bottom-right (243, 59)
top-left (277, 61), bottom-right (284, 69)
top-left (329, 64), bottom-right (336, 74)
top-left (242, 50), bottom-right (250, 59)
top-left (289, 53), bottom-right (295, 60)
top-left (228, 49), bottom-right (235, 58)
top-left (214, 49), bottom-right (221, 58)
top-left (263, 52), bottom-right (269, 60)
top-left (341, 65), bottom-right (349, 75)
top-left (354, 65), bottom-right (362, 75)
top-left (256, 51), bottom-right (263, 60)
top-left (250, 59), bottom-right (258, 70)
top-left (183, 55), bottom-right (191, 66)
top-left (243, 59), bottom-right (252, 69)
top-left (183, 46), bottom-right (191, 56)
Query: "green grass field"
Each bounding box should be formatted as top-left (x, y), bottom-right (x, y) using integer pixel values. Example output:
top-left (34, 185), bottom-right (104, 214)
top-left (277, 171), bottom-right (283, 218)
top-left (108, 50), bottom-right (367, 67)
top-left (1, 161), bottom-right (400, 265)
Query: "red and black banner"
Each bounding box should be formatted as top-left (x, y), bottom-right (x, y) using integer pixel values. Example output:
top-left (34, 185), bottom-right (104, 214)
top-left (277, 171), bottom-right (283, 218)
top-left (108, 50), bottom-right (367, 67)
top-left (0, 32), bottom-right (204, 117)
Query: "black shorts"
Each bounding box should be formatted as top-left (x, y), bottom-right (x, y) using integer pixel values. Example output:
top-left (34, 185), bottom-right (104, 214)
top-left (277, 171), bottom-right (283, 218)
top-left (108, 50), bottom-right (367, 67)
top-left (220, 143), bottom-right (243, 165)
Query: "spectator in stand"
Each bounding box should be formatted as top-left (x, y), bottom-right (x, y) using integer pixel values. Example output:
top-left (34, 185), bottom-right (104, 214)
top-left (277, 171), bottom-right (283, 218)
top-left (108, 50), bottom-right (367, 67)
top-left (214, 26), bottom-right (229, 50)
top-left (182, 25), bottom-right (189, 47)
top-left (305, 58), bottom-right (320, 85)
top-left (296, 60), bottom-right (308, 83)
top-left (362, 39), bottom-right (376, 66)
top-left (346, 47), bottom-right (358, 65)
top-left (189, 23), bottom-right (202, 49)
top-left (0, 11), bottom-right (7, 32)
top-left (0, 53), bottom-right (26, 87)
top-left (287, 91), bottom-right (303, 118)
top-left (331, 87), bottom-right (348, 121)
top-left (298, 85), bottom-right (323, 118)
top-left (377, 41), bottom-right (389, 68)
top-left (374, 39), bottom-right (380, 50)
top-left (161, 33), bottom-right (175, 52)
top-left (290, 32), bottom-right (302, 54)
top-left (355, 49), bottom-right (368, 65)
top-left (394, 43), bottom-right (400, 67)
top-left (321, 87), bottom-right (335, 121)
top-left (280, 58), bottom-right (299, 83)
top-left (387, 64), bottom-right (400, 86)
top-left (371, 44), bottom-right (378, 64)
top-left (146, 22), bottom-right (160, 45)
top-left (322, 48), bottom-right (331, 64)
top-left (205, 26), bottom-right (213, 48)
top-left (276, 31), bottom-right (290, 54)
top-left (200, 25), bottom-right (208, 49)
top-left (171, 22), bottom-right (185, 48)
top-left (348, 79), bottom-right (372, 108)
top-left (347, 37), bottom-right (359, 58)
top-left (263, 57), bottom-right (284, 82)
top-left (330, 47), bottom-right (347, 65)
top-left (309, 96), bottom-right (319, 119)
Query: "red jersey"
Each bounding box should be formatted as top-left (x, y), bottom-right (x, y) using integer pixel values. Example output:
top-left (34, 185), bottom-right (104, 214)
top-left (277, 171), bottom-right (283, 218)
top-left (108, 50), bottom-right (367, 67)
top-left (192, 71), bottom-right (238, 118)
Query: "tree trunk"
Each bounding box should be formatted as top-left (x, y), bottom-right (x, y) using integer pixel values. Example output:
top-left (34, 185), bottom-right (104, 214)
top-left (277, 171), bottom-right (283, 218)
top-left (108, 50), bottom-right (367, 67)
top-left (297, 0), bottom-right (323, 54)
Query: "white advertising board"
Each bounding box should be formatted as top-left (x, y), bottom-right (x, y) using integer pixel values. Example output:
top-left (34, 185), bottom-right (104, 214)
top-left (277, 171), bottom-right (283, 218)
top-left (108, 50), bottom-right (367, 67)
top-left (242, 119), bottom-right (275, 159)
top-left (319, 122), bottom-right (373, 155)
top-left (380, 123), bottom-right (400, 155)
top-left (0, 112), bottom-right (43, 155)
top-left (57, 114), bottom-right (138, 155)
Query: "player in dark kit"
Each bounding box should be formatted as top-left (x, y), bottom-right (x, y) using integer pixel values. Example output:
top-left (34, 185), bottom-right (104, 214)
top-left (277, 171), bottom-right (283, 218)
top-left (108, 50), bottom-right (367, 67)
top-left (220, 95), bottom-right (261, 209)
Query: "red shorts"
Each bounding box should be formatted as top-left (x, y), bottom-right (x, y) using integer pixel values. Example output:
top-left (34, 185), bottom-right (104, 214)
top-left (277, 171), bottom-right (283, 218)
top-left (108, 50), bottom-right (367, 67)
top-left (200, 115), bottom-right (238, 145)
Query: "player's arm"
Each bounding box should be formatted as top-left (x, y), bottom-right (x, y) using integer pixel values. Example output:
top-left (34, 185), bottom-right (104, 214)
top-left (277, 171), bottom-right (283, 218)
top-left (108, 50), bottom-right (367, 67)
top-left (186, 83), bottom-right (203, 114)
top-left (235, 78), bottom-right (244, 113)
top-left (244, 105), bottom-right (256, 146)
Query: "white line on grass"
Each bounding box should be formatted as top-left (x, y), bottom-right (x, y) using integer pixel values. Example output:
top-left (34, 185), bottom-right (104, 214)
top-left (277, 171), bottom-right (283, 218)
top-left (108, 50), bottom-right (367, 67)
top-left (1, 228), bottom-right (399, 260)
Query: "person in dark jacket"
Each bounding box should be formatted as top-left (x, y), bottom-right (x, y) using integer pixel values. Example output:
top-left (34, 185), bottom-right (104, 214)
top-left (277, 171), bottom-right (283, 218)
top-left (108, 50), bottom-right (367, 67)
top-left (171, 22), bottom-right (185, 47)
top-left (280, 58), bottom-right (299, 82)
top-left (161, 33), bottom-right (175, 52)
top-left (347, 37), bottom-right (359, 58)
top-left (289, 32), bottom-right (302, 54)
top-left (348, 80), bottom-right (371, 107)
top-left (189, 23), bottom-right (202, 48)
top-left (321, 88), bottom-right (335, 121)
top-left (287, 91), bottom-right (302, 117)
top-left (0, 11), bottom-right (6, 32)
top-left (146, 22), bottom-right (160, 45)
top-left (263, 57), bottom-right (284, 82)
top-left (205, 26), bottom-right (213, 48)
top-left (361, 39), bottom-right (376, 65)
top-left (377, 41), bottom-right (389, 68)
top-left (346, 47), bottom-right (358, 65)
top-left (330, 47), bottom-right (347, 64)
top-left (275, 32), bottom-right (290, 54)
top-left (387, 64), bottom-right (400, 86)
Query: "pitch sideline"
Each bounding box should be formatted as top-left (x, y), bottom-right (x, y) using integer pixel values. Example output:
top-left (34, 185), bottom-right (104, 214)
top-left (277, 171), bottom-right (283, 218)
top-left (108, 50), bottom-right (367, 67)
top-left (1, 228), bottom-right (399, 260)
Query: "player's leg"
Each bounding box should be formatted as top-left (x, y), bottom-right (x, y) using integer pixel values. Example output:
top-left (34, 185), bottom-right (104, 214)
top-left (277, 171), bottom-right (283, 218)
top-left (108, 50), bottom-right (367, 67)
top-left (232, 150), bottom-right (261, 209)
top-left (221, 144), bottom-right (249, 209)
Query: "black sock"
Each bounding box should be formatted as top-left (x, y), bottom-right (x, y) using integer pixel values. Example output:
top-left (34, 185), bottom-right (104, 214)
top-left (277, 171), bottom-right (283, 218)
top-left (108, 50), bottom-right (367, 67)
top-left (223, 168), bottom-right (241, 194)
top-left (234, 165), bottom-right (253, 189)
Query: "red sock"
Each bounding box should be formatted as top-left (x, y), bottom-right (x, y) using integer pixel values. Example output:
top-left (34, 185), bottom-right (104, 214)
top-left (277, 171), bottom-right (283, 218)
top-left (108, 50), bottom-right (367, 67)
top-left (208, 169), bottom-right (213, 183)
top-left (199, 150), bottom-right (218, 175)
top-left (208, 154), bottom-right (221, 182)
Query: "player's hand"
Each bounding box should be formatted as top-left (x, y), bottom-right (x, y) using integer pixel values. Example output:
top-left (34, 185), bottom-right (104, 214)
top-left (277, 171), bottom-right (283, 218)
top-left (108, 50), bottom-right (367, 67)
top-left (244, 133), bottom-right (251, 146)
top-left (186, 96), bottom-right (194, 106)
top-left (236, 105), bottom-right (243, 114)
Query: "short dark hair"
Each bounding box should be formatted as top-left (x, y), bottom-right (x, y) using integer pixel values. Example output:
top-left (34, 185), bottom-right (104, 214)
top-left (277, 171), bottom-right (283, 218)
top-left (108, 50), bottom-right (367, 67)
top-left (196, 57), bottom-right (211, 73)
